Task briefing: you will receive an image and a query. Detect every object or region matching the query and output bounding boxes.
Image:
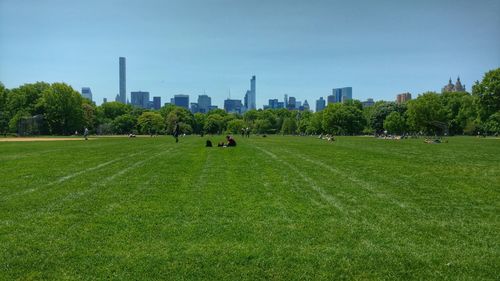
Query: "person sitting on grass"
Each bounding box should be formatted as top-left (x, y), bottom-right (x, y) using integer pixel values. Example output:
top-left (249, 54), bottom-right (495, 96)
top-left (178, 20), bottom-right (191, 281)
top-left (226, 135), bottom-right (236, 147)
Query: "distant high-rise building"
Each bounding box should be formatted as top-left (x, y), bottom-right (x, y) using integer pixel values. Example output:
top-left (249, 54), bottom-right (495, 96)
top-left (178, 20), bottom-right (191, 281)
top-left (119, 57), bottom-right (126, 103)
top-left (296, 101), bottom-right (302, 108)
top-left (153, 96), bottom-right (161, 110)
top-left (197, 94), bottom-right (212, 113)
top-left (115, 94), bottom-right (120, 102)
top-left (208, 105), bottom-right (218, 111)
top-left (287, 96), bottom-right (296, 110)
top-left (284, 94), bottom-right (288, 108)
top-left (224, 99), bottom-right (243, 114)
top-left (303, 100), bottom-right (310, 111)
top-left (81, 87), bottom-right (92, 101)
top-left (333, 87), bottom-right (352, 103)
top-left (362, 98), bottom-right (375, 107)
top-left (103, 98), bottom-right (107, 103)
top-left (173, 94), bottom-right (189, 110)
top-left (190, 103), bottom-right (199, 113)
top-left (316, 97), bottom-right (326, 111)
top-left (268, 99), bottom-right (279, 109)
top-left (442, 77), bottom-right (466, 93)
top-left (131, 91), bottom-right (150, 108)
top-left (249, 76), bottom-right (256, 110)
top-left (396, 93), bottom-right (412, 104)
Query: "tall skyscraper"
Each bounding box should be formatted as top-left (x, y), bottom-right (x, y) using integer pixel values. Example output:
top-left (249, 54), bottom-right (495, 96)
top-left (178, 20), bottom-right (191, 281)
top-left (119, 57), bottom-right (126, 103)
top-left (173, 94), bottom-right (189, 110)
top-left (197, 94), bottom-right (212, 113)
top-left (244, 75), bottom-right (256, 110)
top-left (396, 93), bottom-right (412, 104)
top-left (316, 97), bottom-right (326, 111)
top-left (248, 75), bottom-right (257, 109)
top-left (153, 96), bottom-right (161, 110)
top-left (81, 87), bottom-right (92, 101)
top-left (131, 91), bottom-right (150, 108)
top-left (284, 94), bottom-right (288, 108)
top-left (332, 87), bottom-right (353, 103)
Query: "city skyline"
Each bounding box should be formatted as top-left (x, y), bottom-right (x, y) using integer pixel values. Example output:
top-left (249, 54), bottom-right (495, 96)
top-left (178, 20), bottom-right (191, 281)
top-left (1, 0), bottom-right (499, 108)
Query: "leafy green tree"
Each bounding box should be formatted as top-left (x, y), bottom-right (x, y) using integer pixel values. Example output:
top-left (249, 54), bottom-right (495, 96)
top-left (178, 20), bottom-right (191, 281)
top-left (226, 119), bottom-right (245, 134)
top-left (367, 101), bottom-right (405, 134)
top-left (472, 68), bottom-right (500, 122)
top-left (307, 110), bottom-right (323, 134)
top-left (281, 117), bottom-right (297, 135)
top-left (193, 113), bottom-right (206, 134)
top-left (39, 83), bottom-right (84, 135)
top-left (441, 91), bottom-right (473, 135)
top-left (483, 112), bottom-right (500, 134)
top-left (383, 111), bottom-right (407, 134)
top-left (162, 106), bottom-right (194, 134)
top-left (112, 114), bottom-right (137, 134)
top-left (406, 92), bottom-right (448, 135)
top-left (137, 112), bottom-right (164, 135)
top-left (0, 83), bottom-right (9, 134)
top-left (204, 114), bottom-right (224, 134)
top-left (322, 103), bottom-right (365, 135)
top-left (98, 101), bottom-right (131, 120)
top-left (254, 119), bottom-right (273, 134)
top-left (82, 102), bottom-right (97, 131)
top-left (7, 82), bottom-right (50, 115)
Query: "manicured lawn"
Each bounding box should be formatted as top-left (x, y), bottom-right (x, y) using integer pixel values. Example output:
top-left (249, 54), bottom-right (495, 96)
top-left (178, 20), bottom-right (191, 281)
top-left (0, 136), bottom-right (498, 280)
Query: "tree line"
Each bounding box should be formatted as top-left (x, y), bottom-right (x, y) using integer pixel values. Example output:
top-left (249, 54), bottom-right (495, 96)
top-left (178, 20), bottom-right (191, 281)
top-left (0, 68), bottom-right (498, 136)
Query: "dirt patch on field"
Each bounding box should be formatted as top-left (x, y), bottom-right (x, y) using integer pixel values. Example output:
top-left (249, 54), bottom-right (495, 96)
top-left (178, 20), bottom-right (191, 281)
top-left (0, 137), bottom-right (94, 142)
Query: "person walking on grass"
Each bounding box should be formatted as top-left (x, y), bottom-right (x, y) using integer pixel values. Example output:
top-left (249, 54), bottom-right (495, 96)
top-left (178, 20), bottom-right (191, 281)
top-left (173, 122), bottom-right (180, 143)
top-left (83, 127), bottom-right (89, 141)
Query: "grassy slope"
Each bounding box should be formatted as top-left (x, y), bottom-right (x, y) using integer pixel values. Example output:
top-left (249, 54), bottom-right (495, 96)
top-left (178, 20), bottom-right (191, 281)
top-left (0, 136), bottom-right (498, 280)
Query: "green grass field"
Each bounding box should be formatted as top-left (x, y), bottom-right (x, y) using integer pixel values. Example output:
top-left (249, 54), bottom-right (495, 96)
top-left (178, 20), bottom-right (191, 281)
top-left (1, 136), bottom-right (499, 280)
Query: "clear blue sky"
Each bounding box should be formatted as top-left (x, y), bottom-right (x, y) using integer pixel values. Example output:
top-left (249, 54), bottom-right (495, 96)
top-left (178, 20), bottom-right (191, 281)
top-left (1, 0), bottom-right (499, 109)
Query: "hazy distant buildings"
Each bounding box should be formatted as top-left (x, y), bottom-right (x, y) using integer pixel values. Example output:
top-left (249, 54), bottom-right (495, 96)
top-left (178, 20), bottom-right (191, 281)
top-left (284, 94), bottom-right (288, 108)
top-left (224, 99), bottom-right (243, 114)
top-left (153, 96), bottom-right (161, 110)
top-left (81, 87), bottom-right (92, 101)
top-left (316, 97), bottom-right (326, 111)
top-left (197, 94), bottom-right (212, 113)
top-left (173, 94), bottom-right (189, 110)
top-left (442, 77), bottom-right (466, 93)
top-left (396, 93), bottom-right (412, 104)
top-left (103, 98), bottom-right (107, 103)
top-left (362, 98), bottom-right (375, 107)
top-left (131, 91), bottom-right (149, 108)
top-left (119, 57), bottom-right (126, 103)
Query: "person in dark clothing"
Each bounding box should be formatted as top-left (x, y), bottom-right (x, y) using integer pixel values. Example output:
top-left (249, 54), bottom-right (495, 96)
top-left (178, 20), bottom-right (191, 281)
top-left (226, 135), bottom-right (236, 147)
top-left (206, 140), bottom-right (213, 147)
top-left (173, 123), bottom-right (180, 143)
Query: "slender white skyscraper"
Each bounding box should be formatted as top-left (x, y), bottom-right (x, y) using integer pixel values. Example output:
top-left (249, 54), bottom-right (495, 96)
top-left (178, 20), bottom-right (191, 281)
top-left (246, 75), bottom-right (256, 110)
top-left (119, 57), bottom-right (126, 103)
